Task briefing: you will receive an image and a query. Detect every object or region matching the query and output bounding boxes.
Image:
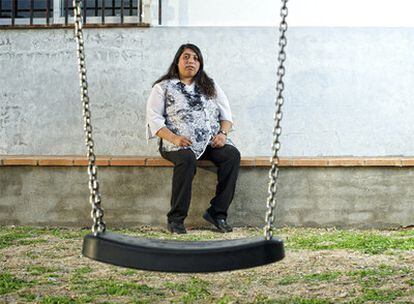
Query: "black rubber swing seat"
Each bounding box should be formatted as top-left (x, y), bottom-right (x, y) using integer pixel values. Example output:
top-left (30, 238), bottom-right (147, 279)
top-left (82, 232), bottom-right (285, 273)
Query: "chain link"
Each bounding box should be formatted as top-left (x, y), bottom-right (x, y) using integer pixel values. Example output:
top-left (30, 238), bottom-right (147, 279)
top-left (264, 0), bottom-right (289, 240)
top-left (73, 0), bottom-right (286, 238)
top-left (73, 0), bottom-right (106, 236)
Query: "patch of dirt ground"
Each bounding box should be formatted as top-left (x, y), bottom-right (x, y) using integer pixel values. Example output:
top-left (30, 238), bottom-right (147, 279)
top-left (1, 227), bottom-right (413, 303)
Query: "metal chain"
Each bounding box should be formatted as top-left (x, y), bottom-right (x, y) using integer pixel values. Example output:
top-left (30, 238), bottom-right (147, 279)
top-left (73, 0), bottom-right (106, 236)
top-left (264, 0), bottom-right (289, 240)
top-left (72, 0), bottom-right (286, 238)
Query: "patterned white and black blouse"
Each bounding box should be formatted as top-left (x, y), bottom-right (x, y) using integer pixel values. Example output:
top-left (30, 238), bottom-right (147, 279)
top-left (146, 78), bottom-right (234, 159)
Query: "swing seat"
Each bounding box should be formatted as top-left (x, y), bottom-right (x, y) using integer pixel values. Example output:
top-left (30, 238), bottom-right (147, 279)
top-left (82, 232), bottom-right (285, 273)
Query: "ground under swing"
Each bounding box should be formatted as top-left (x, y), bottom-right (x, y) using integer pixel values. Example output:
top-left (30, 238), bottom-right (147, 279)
top-left (74, 0), bottom-right (288, 273)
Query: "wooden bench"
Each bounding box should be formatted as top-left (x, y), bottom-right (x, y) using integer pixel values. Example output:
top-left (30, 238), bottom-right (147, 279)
top-left (1, 156), bottom-right (413, 167)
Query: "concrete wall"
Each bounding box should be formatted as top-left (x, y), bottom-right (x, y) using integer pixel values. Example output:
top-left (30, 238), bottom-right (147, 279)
top-left (1, 26), bottom-right (414, 228)
top-left (1, 166), bottom-right (413, 228)
top-left (1, 27), bottom-right (414, 157)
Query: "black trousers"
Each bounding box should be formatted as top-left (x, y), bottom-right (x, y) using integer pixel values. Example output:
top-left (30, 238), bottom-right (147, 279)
top-left (160, 144), bottom-right (241, 223)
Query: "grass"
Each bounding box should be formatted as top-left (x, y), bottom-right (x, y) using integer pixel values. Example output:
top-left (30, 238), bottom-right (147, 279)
top-left (278, 271), bottom-right (342, 285)
top-left (26, 265), bottom-right (60, 276)
top-left (69, 265), bottom-right (165, 300)
top-left (284, 227), bottom-right (414, 254)
top-left (0, 226), bottom-right (87, 250)
top-left (0, 273), bottom-right (36, 295)
top-left (0, 231), bottom-right (36, 249)
top-left (40, 295), bottom-right (95, 304)
top-left (2, 225), bottom-right (413, 253)
top-left (72, 266), bottom-right (93, 276)
top-left (254, 295), bottom-right (333, 304)
top-left (165, 277), bottom-right (211, 303)
top-left (0, 226), bottom-right (413, 303)
top-left (352, 263), bottom-right (408, 280)
top-left (89, 279), bottom-right (162, 297)
top-left (348, 289), bottom-right (405, 303)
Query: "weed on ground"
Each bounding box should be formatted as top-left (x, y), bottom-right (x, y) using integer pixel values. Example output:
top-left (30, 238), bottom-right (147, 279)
top-left (0, 226), bottom-right (413, 303)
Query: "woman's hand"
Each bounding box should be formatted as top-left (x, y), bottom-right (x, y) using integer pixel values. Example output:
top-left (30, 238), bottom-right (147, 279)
top-left (211, 133), bottom-right (226, 148)
top-left (172, 134), bottom-right (192, 147)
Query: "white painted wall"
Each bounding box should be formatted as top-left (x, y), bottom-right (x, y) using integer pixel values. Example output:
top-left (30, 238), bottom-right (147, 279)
top-left (153, 0), bottom-right (414, 27)
top-left (3, 27), bottom-right (414, 156)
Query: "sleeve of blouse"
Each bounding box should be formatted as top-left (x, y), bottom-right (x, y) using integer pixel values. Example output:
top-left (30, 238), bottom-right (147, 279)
top-left (146, 83), bottom-right (166, 140)
top-left (214, 82), bottom-right (234, 124)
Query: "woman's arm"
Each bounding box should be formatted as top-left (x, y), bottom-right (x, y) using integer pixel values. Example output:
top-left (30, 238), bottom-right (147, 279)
top-left (211, 82), bottom-right (233, 148)
top-left (146, 84), bottom-right (167, 139)
top-left (219, 120), bottom-right (232, 134)
top-left (156, 127), bottom-right (192, 147)
top-left (146, 83), bottom-right (192, 147)
top-left (214, 83), bottom-right (233, 127)
top-left (211, 120), bottom-right (232, 148)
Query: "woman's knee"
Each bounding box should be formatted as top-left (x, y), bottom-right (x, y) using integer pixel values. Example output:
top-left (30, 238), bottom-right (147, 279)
top-left (176, 149), bottom-right (197, 168)
top-left (225, 145), bottom-right (241, 163)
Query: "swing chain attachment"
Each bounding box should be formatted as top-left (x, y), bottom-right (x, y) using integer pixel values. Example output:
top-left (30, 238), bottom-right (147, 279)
top-left (264, 0), bottom-right (288, 241)
top-left (73, 0), bottom-right (106, 236)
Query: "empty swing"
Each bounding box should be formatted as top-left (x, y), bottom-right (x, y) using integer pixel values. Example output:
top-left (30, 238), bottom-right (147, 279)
top-left (74, 0), bottom-right (288, 273)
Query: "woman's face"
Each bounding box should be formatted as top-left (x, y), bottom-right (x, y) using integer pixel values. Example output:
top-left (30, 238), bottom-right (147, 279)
top-left (177, 48), bottom-right (201, 80)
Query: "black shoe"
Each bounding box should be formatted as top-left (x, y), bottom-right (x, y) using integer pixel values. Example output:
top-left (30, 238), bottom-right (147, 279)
top-left (167, 222), bottom-right (187, 234)
top-left (203, 211), bottom-right (233, 233)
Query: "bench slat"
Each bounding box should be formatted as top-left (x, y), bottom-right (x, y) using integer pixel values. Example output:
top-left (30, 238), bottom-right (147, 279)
top-left (0, 156), bottom-right (412, 167)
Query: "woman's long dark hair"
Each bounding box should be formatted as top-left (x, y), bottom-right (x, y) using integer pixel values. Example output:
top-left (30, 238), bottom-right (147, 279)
top-left (153, 43), bottom-right (217, 98)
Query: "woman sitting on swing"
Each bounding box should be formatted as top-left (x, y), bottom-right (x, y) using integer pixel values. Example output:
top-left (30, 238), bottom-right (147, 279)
top-left (146, 43), bottom-right (241, 234)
